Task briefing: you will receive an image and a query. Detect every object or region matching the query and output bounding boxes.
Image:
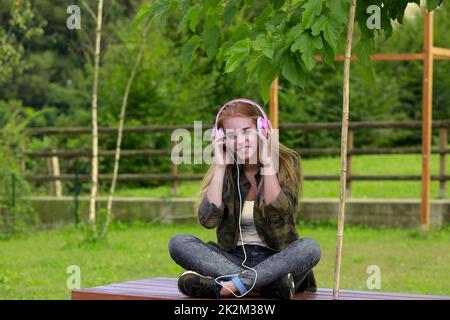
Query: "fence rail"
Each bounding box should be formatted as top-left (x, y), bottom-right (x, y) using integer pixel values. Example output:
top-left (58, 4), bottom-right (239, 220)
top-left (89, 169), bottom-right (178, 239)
top-left (25, 174), bottom-right (450, 182)
top-left (22, 119), bottom-right (450, 198)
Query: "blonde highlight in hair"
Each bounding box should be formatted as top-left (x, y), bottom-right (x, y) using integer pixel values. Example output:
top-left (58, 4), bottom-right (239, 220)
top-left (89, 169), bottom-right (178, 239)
top-left (194, 101), bottom-right (303, 222)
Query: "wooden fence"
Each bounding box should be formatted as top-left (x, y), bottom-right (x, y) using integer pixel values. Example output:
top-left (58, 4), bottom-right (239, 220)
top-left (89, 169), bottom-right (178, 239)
top-left (23, 119), bottom-right (450, 198)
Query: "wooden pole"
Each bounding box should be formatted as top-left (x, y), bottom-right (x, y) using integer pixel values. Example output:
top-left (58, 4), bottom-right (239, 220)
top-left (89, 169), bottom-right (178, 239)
top-left (89, 0), bottom-right (104, 237)
top-left (346, 130), bottom-right (354, 198)
top-left (420, 10), bottom-right (434, 233)
top-left (439, 128), bottom-right (447, 199)
top-left (171, 140), bottom-right (178, 197)
top-left (269, 76), bottom-right (279, 129)
top-left (51, 149), bottom-right (63, 197)
top-left (333, 0), bottom-right (357, 300)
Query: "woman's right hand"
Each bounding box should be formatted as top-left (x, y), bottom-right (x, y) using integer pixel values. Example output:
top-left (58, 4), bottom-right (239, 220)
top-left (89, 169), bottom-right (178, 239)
top-left (213, 134), bottom-right (232, 169)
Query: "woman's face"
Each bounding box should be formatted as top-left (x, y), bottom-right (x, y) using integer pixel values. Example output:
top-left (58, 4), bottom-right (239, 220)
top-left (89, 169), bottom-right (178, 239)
top-left (222, 116), bottom-right (259, 164)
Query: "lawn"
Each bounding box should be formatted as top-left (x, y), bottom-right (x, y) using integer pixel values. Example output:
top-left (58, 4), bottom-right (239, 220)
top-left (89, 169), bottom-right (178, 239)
top-left (0, 222), bottom-right (449, 299)
top-left (60, 154), bottom-right (448, 199)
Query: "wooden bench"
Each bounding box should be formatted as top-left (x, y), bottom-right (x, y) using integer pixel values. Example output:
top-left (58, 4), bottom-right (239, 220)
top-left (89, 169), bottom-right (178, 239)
top-left (72, 277), bottom-right (450, 300)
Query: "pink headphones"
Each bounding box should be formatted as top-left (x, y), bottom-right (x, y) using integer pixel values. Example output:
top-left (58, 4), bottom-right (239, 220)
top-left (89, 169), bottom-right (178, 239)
top-left (211, 98), bottom-right (272, 142)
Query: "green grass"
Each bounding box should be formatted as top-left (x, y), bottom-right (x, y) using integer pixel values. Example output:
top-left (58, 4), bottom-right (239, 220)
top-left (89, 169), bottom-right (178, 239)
top-left (87, 154), bottom-right (450, 199)
top-left (1, 222), bottom-right (449, 299)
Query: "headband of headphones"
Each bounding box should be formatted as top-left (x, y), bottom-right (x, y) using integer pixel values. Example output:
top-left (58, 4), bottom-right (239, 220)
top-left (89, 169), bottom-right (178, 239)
top-left (213, 98), bottom-right (272, 131)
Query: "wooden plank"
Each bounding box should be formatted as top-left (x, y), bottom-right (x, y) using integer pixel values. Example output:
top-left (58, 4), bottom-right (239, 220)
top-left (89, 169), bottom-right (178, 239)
top-left (315, 53), bottom-right (426, 62)
top-left (432, 47), bottom-right (450, 59)
top-left (24, 147), bottom-right (450, 159)
top-left (25, 119), bottom-right (450, 137)
top-left (420, 10), bottom-right (434, 233)
top-left (269, 76), bottom-right (279, 129)
top-left (24, 173), bottom-right (450, 182)
top-left (72, 278), bottom-right (450, 300)
top-left (439, 129), bottom-right (447, 198)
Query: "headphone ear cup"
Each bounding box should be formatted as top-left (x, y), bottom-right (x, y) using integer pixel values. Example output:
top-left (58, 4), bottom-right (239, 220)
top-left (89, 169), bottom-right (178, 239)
top-left (257, 117), bottom-right (262, 136)
top-left (218, 128), bottom-right (225, 138)
top-left (211, 127), bottom-right (217, 142)
top-left (257, 117), bottom-right (269, 138)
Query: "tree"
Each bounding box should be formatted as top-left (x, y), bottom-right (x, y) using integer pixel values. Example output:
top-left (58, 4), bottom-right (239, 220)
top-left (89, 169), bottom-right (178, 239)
top-left (136, 0), bottom-right (443, 102)
top-left (99, 23), bottom-right (151, 239)
top-left (88, 0), bottom-right (105, 238)
top-left (0, 0), bottom-right (43, 85)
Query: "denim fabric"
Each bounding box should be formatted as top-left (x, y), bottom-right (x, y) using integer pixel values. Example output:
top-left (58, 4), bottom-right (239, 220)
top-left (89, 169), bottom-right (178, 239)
top-left (168, 233), bottom-right (321, 295)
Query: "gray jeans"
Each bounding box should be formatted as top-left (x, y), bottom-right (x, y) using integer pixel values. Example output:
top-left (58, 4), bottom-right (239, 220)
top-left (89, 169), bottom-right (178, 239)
top-left (168, 233), bottom-right (321, 294)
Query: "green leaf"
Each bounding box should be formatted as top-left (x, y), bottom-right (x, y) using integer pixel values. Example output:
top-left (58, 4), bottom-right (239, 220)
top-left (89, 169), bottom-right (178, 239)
top-left (300, 0), bottom-right (323, 30)
top-left (280, 52), bottom-right (306, 88)
top-left (177, 14), bottom-right (189, 35)
top-left (311, 15), bottom-right (326, 36)
top-left (266, 11), bottom-right (287, 33)
top-left (225, 51), bottom-right (249, 73)
top-left (310, 13), bottom-right (341, 50)
top-left (205, 0), bottom-right (220, 9)
top-left (257, 57), bottom-right (278, 103)
top-left (147, 0), bottom-right (171, 25)
top-left (326, 0), bottom-right (349, 24)
top-left (427, 0), bottom-right (443, 11)
top-left (380, 3), bottom-right (393, 38)
top-left (252, 34), bottom-right (274, 59)
top-left (232, 23), bottom-right (251, 41)
top-left (131, 3), bottom-right (151, 29)
top-left (320, 40), bottom-right (335, 69)
top-left (181, 35), bottom-right (201, 73)
top-left (287, 23), bottom-right (303, 42)
top-left (201, 25), bottom-right (220, 60)
top-left (247, 51), bottom-right (265, 79)
top-left (394, 0), bottom-right (410, 24)
top-left (224, 38), bottom-right (251, 73)
top-left (291, 33), bottom-right (322, 70)
top-left (271, 0), bottom-right (286, 10)
top-left (354, 37), bottom-right (373, 67)
top-left (272, 38), bottom-right (290, 64)
top-left (201, 8), bottom-right (222, 60)
top-left (187, 4), bottom-right (202, 32)
top-left (255, 5), bottom-right (273, 28)
top-left (223, 2), bottom-right (238, 28)
top-left (179, 0), bottom-right (191, 15)
top-left (322, 17), bottom-right (340, 50)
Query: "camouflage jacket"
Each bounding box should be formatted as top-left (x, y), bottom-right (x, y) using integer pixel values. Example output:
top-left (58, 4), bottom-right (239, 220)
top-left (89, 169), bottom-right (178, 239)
top-left (197, 157), bottom-right (317, 292)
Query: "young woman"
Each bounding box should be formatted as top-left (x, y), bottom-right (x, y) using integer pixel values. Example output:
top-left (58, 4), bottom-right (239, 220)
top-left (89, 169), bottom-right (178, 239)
top-left (168, 99), bottom-right (321, 299)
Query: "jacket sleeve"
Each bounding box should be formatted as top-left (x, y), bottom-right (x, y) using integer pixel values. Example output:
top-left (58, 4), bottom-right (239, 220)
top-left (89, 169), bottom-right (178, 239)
top-left (263, 154), bottom-right (300, 224)
top-left (264, 188), bottom-right (297, 223)
top-left (197, 194), bottom-right (225, 229)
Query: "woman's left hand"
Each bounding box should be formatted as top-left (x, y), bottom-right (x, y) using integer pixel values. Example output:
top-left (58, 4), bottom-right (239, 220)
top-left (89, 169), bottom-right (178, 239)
top-left (257, 130), bottom-right (278, 175)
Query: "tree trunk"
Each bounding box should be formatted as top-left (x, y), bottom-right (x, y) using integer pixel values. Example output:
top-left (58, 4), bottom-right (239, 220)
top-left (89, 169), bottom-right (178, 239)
top-left (99, 24), bottom-right (150, 239)
top-left (88, 0), bottom-right (104, 237)
top-left (333, 0), bottom-right (357, 300)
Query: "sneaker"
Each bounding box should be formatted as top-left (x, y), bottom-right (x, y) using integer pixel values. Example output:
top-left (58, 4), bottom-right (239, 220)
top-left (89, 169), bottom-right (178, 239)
top-left (260, 272), bottom-right (295, 300)
top-left (177, 271), bottom-right (221, 299)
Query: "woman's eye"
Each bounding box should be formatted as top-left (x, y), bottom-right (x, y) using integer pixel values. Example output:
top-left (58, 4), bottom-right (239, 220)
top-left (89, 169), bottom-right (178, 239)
top-left (244, 129), bottom-right (255, 136)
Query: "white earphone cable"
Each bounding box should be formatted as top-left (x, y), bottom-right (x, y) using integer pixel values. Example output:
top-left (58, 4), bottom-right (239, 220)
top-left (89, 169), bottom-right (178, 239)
top-left (213, 148), bottom-right (258, 298)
